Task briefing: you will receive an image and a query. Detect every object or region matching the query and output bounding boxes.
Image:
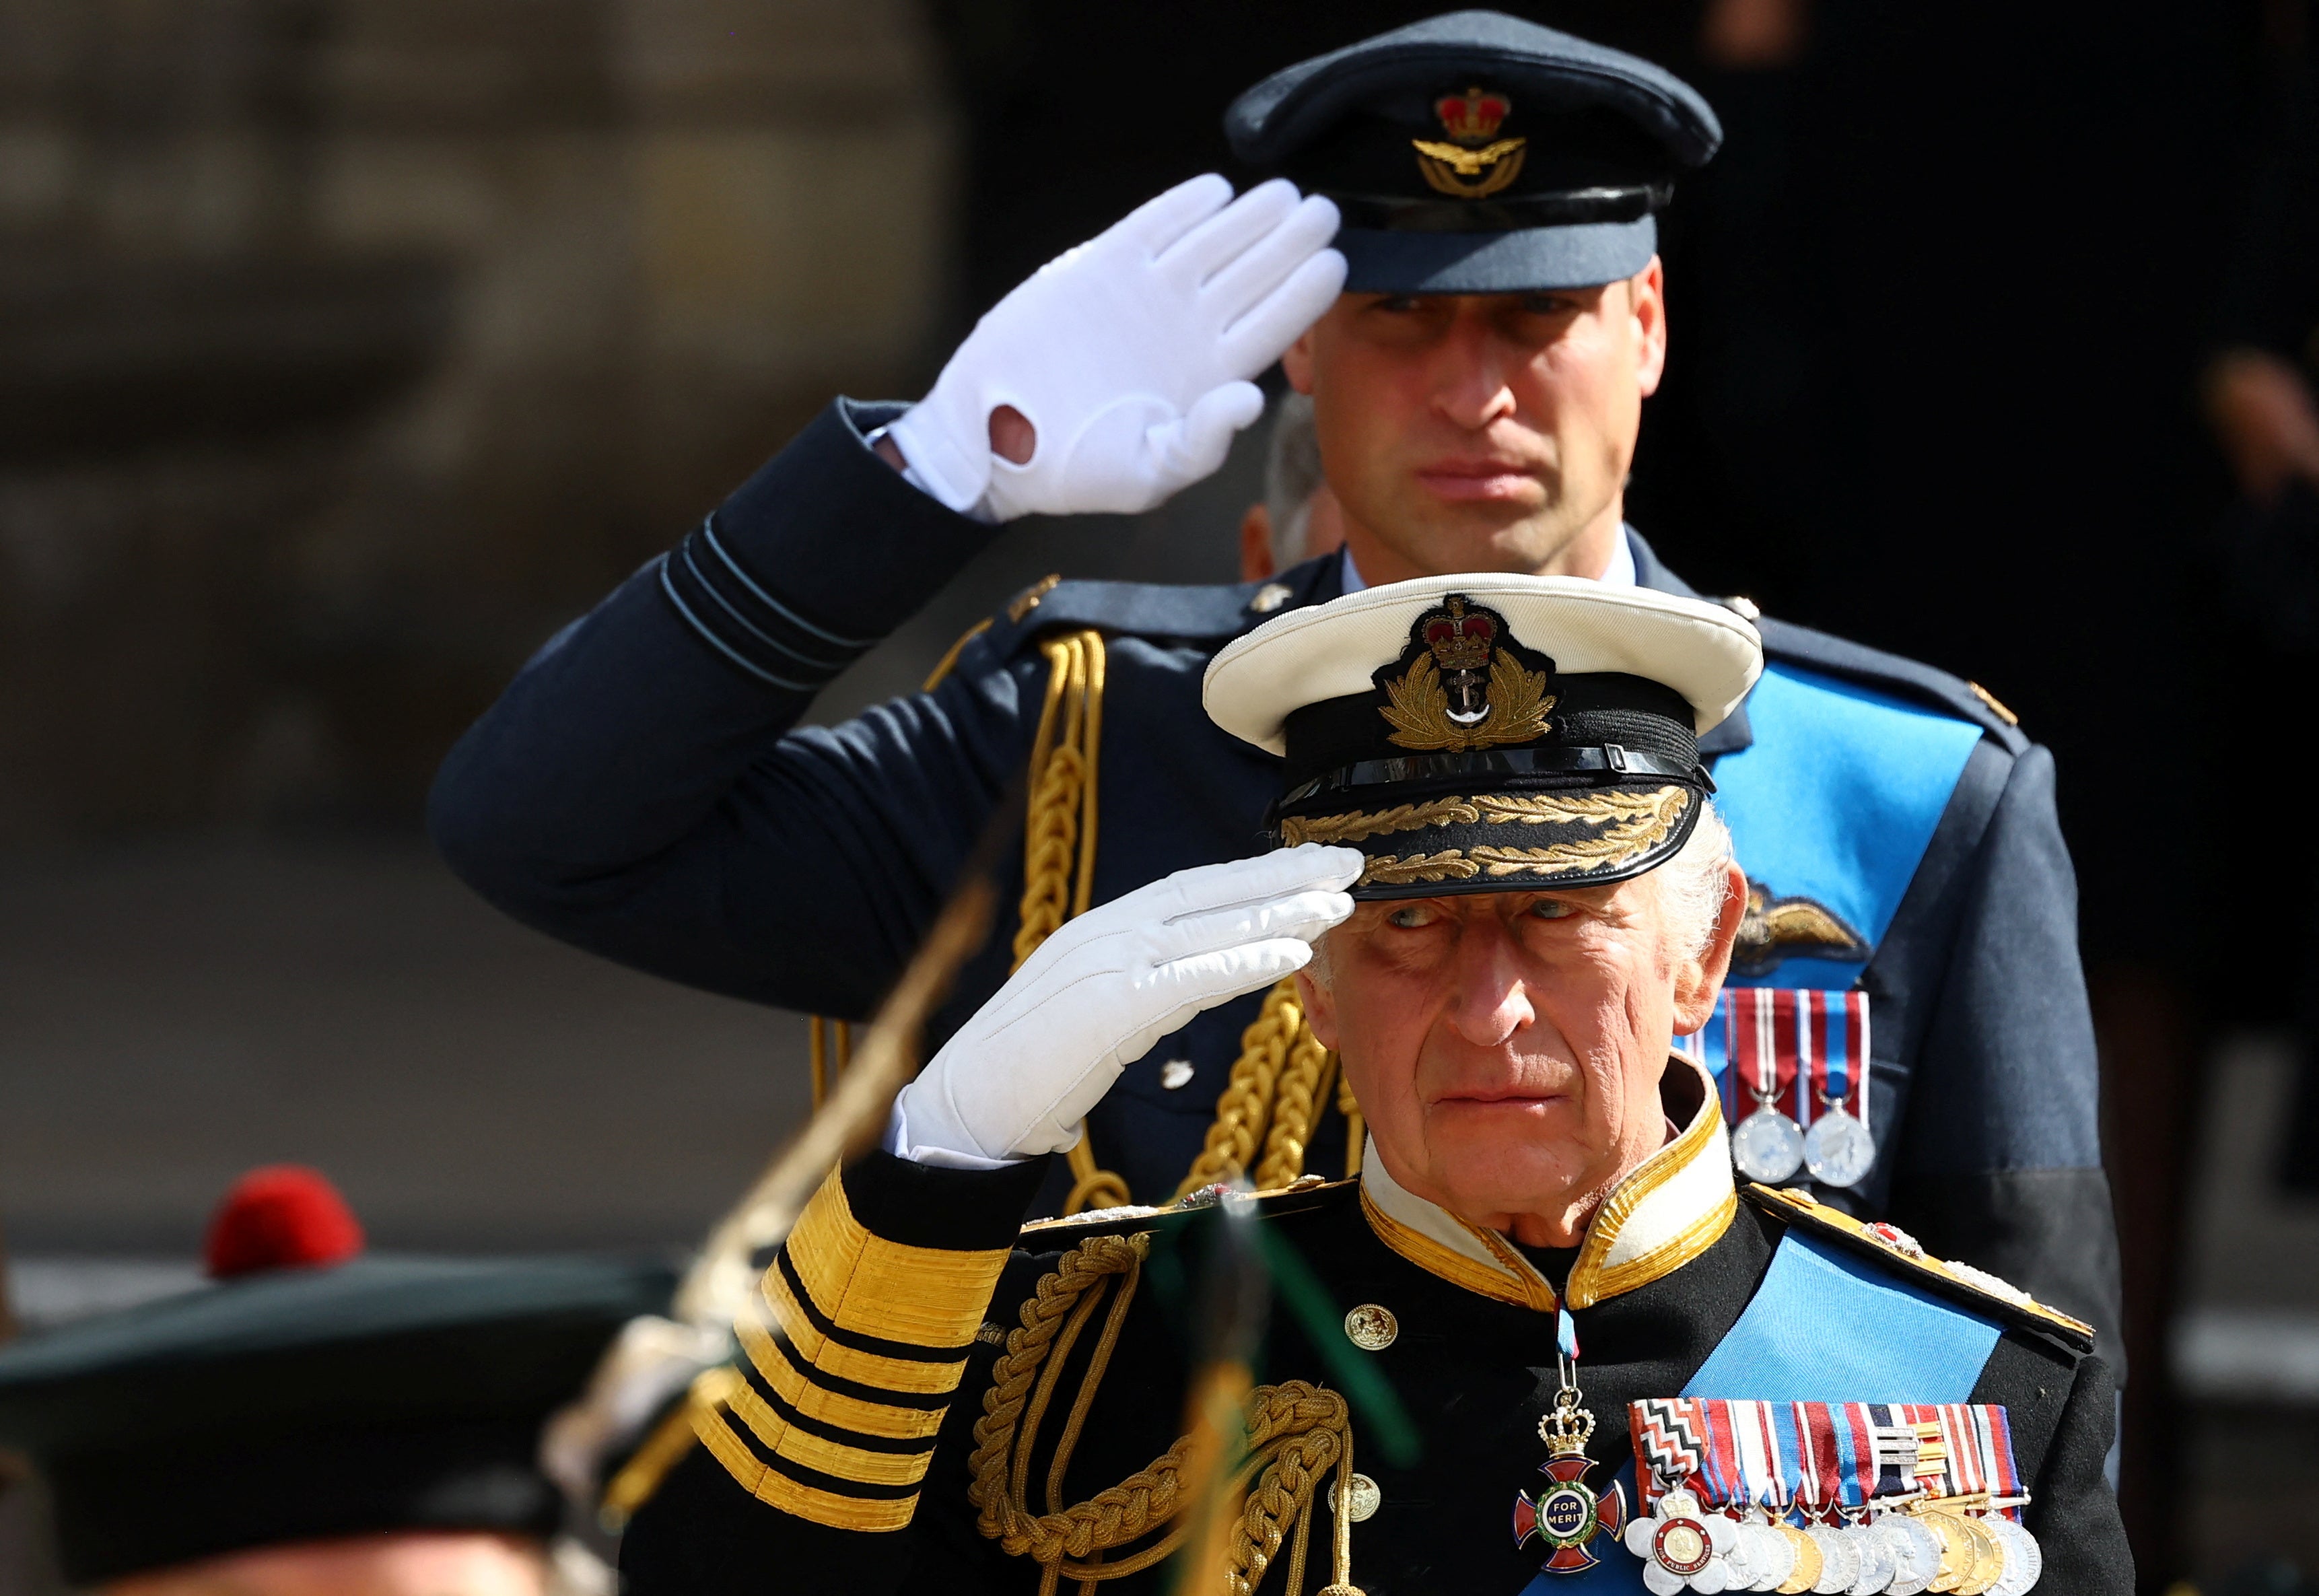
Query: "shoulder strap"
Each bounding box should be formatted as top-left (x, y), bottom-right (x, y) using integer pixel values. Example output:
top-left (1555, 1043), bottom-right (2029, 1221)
top-left (1755, 617), bottom-right (2027, 749)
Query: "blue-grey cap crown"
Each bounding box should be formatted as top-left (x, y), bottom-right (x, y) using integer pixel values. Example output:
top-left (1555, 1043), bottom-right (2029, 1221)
top-left (1224, 9), bottom-right (1721, 170)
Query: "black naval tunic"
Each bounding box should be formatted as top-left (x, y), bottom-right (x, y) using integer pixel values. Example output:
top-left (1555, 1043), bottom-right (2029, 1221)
top-left (619, 1066), bottom-right (2128, 1596)
top-left (427, 398), bottom-right (2118, 1356)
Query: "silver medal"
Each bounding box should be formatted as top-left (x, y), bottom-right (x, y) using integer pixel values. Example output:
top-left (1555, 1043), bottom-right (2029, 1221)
top-left (1809, 1525), bottom-right (1861, 1593)
top-left (1712, 1515), bottom-right (1754, 1591)
top-left (1733, 1108), bottom-right (1805, 1183)
top-left (1984, 1517), bottom-right (2042, 1596)
top-left (1845, 1524), bottom-right (1896, 1595)
top-left (1876, 1517), bottom-right (1942, 1596)
top-left (1747, 1522), bottom-right (1794, 1591)
top-left (1802, 1107), bottom-right (1875, 1187)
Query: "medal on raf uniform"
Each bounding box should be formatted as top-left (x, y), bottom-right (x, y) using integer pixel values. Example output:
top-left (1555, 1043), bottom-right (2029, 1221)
top-left (1513, 1309), bottom-right (1626, 1574)
top-left (1729, 993), bottom-right (1803, 1183)
top-left (1688, 989), bottom-right (1878, 1189)
top-left (1801, 992), bottom-right (1874, 1188)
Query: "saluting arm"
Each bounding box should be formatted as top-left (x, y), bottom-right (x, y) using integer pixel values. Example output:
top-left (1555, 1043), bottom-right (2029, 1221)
top-left (427, 401), bottom-right (1029, 1010)
top-left (620, 850), bottom-right (1357, 1593)
top-left (426, 178), bottom-right (1343, 1011)
top-left (617, 1154), bottom-right (1048, 1596)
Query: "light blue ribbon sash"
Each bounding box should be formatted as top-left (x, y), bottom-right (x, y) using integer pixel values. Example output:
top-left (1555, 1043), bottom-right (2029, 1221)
top-left (1710, 663), bottom-right (1984, 993)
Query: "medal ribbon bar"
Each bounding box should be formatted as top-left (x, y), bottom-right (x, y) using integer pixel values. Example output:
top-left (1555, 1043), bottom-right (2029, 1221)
top-left (1631, 1400), bottom-right (2021, 1520)
top-left (1680, 990), bottom-right (1871, 1135)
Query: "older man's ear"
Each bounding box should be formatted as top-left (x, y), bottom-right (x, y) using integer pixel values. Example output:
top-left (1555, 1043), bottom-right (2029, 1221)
top-left (1296, 950), bottom-right (1340, 1053)
top-left (1671, 859), bottom-right (1750, 1036)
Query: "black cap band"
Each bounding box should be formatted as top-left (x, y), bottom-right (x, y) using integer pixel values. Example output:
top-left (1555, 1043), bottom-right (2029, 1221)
top-left (1329, 180), bottom-right (1670, 235)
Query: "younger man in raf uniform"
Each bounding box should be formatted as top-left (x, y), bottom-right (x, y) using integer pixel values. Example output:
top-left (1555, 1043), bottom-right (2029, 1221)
top-left (429, 15), bottom-right (2116, 1356)
top-left (621, 578), bottom-right (2128, 1595)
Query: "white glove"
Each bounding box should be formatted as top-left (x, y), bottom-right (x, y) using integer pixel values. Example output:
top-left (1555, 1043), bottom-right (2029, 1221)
top-left (885, 174), bottom-right (1345, 522)
top-left (891, 844), bottom-right (1362, 1167)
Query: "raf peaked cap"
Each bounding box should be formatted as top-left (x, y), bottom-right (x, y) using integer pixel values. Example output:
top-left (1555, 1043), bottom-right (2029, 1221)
top-left (1225, 10), bottom-right (1723, 293)
top-left (0, 1169), bottom-right (673, 1583)
top-left (1205, 576), bottom-right (1760, 899)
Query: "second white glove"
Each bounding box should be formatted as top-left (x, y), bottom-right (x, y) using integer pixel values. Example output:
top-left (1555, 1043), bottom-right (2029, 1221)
top-left (886, 174), bottom-right (1345, 522)
top-left (891, 844), bottom-right (1362, 1167)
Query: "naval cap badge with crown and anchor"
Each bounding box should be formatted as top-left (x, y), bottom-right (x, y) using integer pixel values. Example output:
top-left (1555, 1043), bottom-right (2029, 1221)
top-left (1203, 574), bottom-right (1762, 901)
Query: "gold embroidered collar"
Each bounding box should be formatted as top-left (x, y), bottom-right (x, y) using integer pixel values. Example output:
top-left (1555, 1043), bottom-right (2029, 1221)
top-left (1358, 1054), bottom-right (1737, 1312)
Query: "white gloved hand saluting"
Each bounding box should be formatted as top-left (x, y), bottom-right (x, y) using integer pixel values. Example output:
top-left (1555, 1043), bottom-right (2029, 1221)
top-left (891, 845), bottom-right (1362, 1168)
top-left (885, 174), bottom-right (1345, 522)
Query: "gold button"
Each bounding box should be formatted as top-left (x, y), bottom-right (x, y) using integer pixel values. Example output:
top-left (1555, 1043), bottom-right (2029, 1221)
top-left (1340, 1472), bottom-right (1381, 1522)
top-left (1342, 1303), bottom-right (1397, 1350)
top-left (1250, 582), bottom-right (1293, 614)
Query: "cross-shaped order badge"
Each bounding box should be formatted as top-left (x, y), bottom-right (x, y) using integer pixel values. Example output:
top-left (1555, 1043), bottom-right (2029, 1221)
top-left (1511, 1309), bottom-right (1626, 1574)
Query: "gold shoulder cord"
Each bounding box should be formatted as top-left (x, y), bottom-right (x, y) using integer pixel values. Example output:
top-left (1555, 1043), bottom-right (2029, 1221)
top-left (971, 1233), bottom-right (1366, 1596)
top-left (810, 621), bottom-right (1363, 1210)
top-left (1017, 630), bottom-right (1136, 1213)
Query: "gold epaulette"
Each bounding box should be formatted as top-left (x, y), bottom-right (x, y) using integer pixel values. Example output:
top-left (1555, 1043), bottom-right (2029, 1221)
top-left (1743, 1185), bottom-right (2096, 1352)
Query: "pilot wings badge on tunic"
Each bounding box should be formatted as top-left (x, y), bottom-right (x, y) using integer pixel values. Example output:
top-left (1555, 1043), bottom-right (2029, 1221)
top-left (1378, 594), bottom-right (1556, 752)
top-left (1731, 882), bottom-right (1871, 976)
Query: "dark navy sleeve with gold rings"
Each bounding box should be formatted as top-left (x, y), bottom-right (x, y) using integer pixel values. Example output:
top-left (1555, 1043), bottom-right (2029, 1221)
top-left (695, 1164), bottom-right (1018, 1532)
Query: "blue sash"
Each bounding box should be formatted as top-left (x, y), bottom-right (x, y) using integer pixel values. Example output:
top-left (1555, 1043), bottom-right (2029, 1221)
top-left (1710, 664), bottom-right (1984, 993)
top-left (1514, 1232), bottom-right (2002, 1594)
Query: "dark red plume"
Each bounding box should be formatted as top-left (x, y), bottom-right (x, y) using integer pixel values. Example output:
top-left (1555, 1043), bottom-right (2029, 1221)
top-left (203, 1165), bottom-right (366, 1280)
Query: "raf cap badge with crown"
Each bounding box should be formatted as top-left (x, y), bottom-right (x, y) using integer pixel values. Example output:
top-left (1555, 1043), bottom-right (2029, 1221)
top-left (1413, 85), bottom-right (1527, 199)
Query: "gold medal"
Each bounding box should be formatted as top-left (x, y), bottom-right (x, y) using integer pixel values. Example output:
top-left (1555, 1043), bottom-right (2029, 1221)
top-left (1774, 1522), bottom-right (1822, 1594)
top-left (1918, 1510), bottom-right (1972, 1593)
top-left (1953, 1515), bottom-right (2005, 1596)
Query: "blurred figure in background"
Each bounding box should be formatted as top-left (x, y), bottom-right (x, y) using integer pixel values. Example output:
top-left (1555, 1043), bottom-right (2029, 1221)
top-left (0, 1167), bottom-right (672, 1596)
top-left (1237, 393), bottom-right (1348, 582)
top-left (2205, 0), bottom-right (2319, 1195)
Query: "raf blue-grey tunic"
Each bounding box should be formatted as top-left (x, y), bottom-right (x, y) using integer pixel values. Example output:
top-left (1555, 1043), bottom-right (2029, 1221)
top-left (427, 399), bottom-right (2119, 1362)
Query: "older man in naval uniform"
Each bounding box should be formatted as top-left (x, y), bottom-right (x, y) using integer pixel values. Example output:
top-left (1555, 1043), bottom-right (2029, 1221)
top-left (619, 577), bottom-right (2128, 1596)
top-left (427, 13), bottom-right (2116, 1360)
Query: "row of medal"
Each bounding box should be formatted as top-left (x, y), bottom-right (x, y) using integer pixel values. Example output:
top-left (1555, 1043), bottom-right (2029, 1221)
top-left (1624, 1399), bottom-right (2041, 1596)
top-left (1677, 988), bottom-right (1876, 1188)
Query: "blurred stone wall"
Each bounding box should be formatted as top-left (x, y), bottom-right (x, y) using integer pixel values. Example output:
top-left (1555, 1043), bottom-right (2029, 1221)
top-left (0, 0), bottom-right (953, 840)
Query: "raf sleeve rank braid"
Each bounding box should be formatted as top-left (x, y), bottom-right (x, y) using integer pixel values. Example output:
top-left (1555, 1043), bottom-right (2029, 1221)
top-left (695, 1166), bottom-right (1013, 1531)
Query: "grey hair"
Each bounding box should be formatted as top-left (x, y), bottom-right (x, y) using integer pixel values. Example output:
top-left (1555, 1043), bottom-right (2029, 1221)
top-left (1656, 798), bottom-right (1737, 961)
top-left (1263, 391), bottom-right (1325, 571)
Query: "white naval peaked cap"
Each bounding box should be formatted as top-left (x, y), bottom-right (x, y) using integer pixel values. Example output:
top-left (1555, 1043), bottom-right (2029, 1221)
top-left (1203, 574), bottom-right (1764, 757)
